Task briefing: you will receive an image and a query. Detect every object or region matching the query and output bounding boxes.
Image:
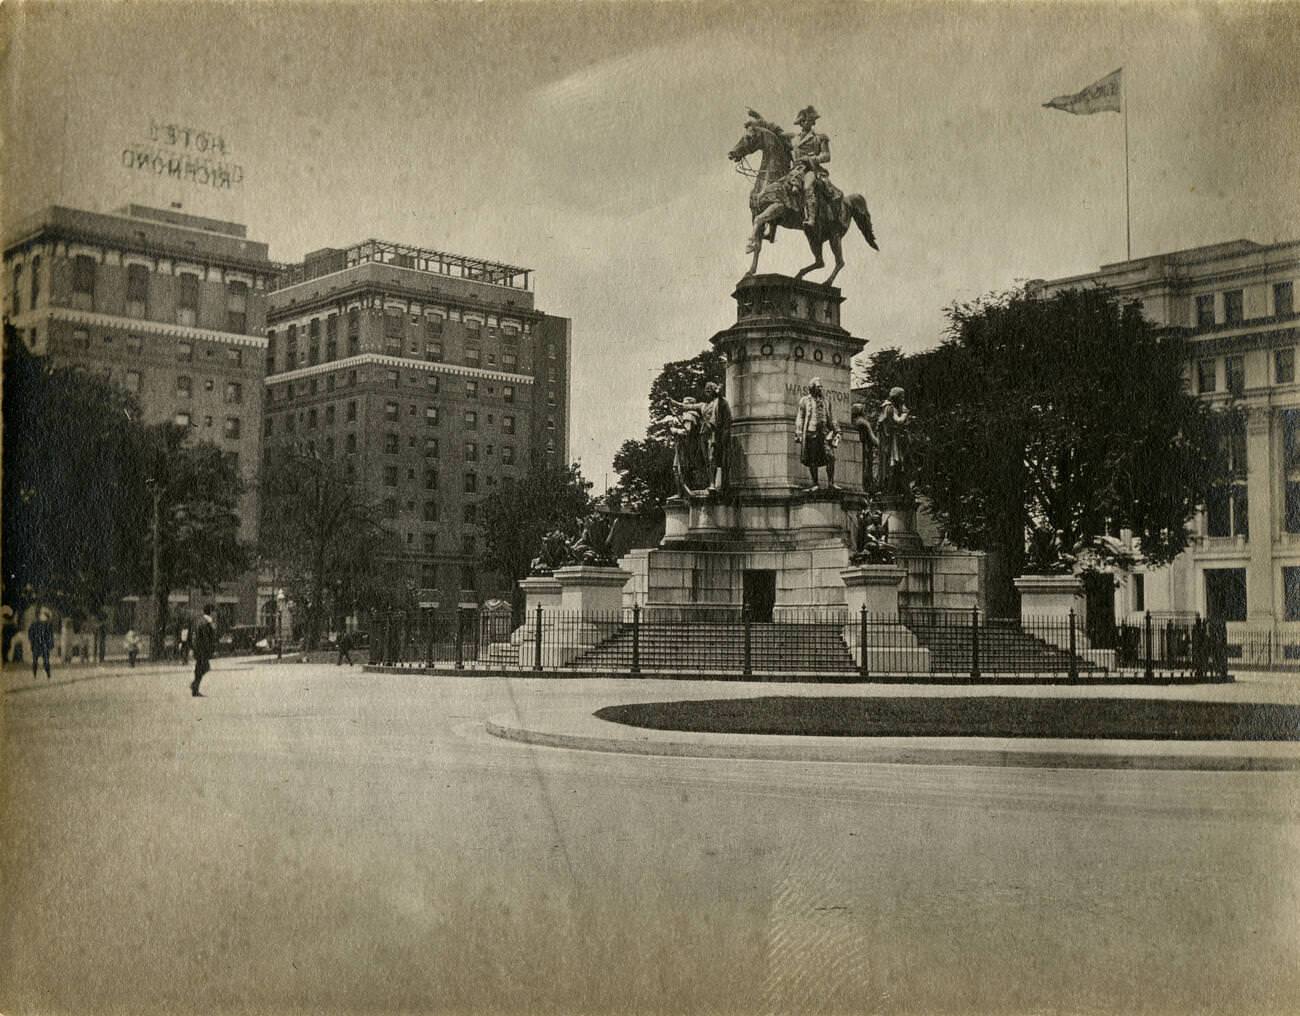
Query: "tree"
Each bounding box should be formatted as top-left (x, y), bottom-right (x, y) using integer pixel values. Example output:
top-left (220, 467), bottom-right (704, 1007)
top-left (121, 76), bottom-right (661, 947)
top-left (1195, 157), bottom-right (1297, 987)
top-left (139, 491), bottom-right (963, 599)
top-left (258, 444), bottom-right (396, 650)
top-left (892, 286), bottom-right (1221, 607)
top-left (124, 422), bottom-right (251, 653)
top-left (609, 346), bottom-right (725, 511)
top-left (481, 461), bottom-right (593, 609)
top-left (2, 333), bottom-right (145, 616)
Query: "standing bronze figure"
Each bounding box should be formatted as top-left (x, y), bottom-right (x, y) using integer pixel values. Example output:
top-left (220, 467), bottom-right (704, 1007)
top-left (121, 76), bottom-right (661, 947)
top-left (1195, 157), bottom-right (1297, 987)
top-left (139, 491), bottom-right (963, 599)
top-left (729, 106), bottom-right (879, 286)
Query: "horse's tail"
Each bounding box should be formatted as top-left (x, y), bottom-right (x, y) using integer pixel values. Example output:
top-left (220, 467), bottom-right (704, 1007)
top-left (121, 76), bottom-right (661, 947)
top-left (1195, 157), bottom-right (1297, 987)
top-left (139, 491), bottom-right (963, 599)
top-left (848, 194), bottom-right (879, 252)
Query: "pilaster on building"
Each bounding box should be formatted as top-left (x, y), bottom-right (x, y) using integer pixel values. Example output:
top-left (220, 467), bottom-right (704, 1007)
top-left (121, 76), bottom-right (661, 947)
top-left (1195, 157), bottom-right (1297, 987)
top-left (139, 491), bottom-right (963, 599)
top-left (3, 203), bottom-right (278, 631)
top-left (262, 238), bottom-right (572, 613)
top-left (1031, 237), bottom-right (1300, 635)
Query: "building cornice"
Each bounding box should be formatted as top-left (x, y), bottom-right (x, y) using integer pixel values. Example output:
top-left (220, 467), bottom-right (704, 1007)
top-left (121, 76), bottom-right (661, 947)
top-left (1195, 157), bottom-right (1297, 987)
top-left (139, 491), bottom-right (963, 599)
top-left (267, 274), bottom-right (542, 324)
top-left (17, 306), bottom-right (268, 348)
top-left (6, 221), bottom-right (275, 278)
top-left (265, 353), bottom-right (536, 386)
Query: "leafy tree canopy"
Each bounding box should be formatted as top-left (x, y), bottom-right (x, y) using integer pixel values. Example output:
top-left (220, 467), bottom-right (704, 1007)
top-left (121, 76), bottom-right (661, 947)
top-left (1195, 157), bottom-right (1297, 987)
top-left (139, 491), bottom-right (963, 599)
top-left (879, 286), bottom-right (1222, 588)
top-left (480, 461), bottom-right (593, 596)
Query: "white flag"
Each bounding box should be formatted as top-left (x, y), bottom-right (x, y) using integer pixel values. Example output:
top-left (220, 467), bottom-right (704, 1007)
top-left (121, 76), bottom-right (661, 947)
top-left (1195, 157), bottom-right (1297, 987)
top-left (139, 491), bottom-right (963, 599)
top-left (1043, 68), bottom-right (1122, 115)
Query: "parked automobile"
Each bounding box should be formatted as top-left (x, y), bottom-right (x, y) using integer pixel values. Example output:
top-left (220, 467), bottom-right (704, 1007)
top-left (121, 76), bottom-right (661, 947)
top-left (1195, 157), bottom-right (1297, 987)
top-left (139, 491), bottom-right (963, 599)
top-left (218, 625), bottom-right (269, 656)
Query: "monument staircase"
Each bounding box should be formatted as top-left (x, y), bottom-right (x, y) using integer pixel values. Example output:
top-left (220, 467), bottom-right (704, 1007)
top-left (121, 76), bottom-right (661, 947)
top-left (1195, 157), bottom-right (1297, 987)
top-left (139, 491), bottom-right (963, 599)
top-left (565, 620), bottom-right (859, 676)
top-left (903, 614), bottom-right (1103, 675)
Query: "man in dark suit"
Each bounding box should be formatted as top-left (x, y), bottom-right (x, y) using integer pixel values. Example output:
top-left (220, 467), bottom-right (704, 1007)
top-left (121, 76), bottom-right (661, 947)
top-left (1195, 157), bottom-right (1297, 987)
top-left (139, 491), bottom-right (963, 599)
top-left (190, 605), bottom-right (217, 697)
top-left (28, 609), bottom-right (54, 680)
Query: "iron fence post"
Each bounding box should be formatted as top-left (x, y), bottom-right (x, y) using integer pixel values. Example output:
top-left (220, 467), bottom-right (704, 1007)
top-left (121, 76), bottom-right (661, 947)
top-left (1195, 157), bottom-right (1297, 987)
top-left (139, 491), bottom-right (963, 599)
top-left (382, 614), bottom-right (392, 666)
top-left (1144, 611), bottom-right (1154, 680)
top-left (743, 606), bottom-right (752, 677)
top-left (1067, 609), bottom-right (1079, 681)
top-left (454, 608), bottom-right (464, 671)
top-left (1193, 616), bottom-right (1205, 681)
top-left (859, 605), bottom-right (869, 680)
top-left (533, 604), bottom-right (544, 672)
top-left (970, 605), bottom-right (980, 681)
top-left (631, 604), bottom-right (641, 675)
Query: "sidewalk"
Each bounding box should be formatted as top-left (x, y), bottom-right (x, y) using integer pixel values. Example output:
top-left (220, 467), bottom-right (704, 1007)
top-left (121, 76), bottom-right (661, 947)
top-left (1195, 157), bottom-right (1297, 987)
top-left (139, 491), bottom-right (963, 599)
top-left (480, 675), bottom-right (1300, 772)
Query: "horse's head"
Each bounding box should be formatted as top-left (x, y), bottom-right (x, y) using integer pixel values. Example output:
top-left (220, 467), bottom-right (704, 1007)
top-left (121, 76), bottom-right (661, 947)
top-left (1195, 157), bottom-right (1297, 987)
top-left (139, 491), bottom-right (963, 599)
top-left (728, 123), bottom-right (763, 162)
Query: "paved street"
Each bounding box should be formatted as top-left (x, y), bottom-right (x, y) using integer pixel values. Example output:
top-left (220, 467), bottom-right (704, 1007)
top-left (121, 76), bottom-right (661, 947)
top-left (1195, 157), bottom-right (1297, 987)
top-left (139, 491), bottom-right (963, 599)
top-left (3, 661), bottom-right (1300, 1015)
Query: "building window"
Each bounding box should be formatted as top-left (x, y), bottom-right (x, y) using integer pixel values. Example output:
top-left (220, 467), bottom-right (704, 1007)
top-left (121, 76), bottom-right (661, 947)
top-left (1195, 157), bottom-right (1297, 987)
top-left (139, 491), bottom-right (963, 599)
top-left (126, 263), bottom-right (149, 318)
top-left (1197, 358), bottom-right (1217, 394)
top-left (1195, 293), bottom-right (1215, 329)
top-left (465, 347), bottom-right (481, 367)
top-left (176, 375), bottom-right (193, 398)
top-left (1276, 281), bottom-right (1295, 318)
top-left (177, 273), bottom-right (200, 327)
top-left (464, 473), bottom-right (477, 493)
top-left (502, 445), bottom-right (516, 464)
top-left (426, 406), bottom-right (439, 425)
top-left (1276, 348), bottom-right (1295, 385)
top-left (425, 375), bottom-right (440, 394)
top-left (385, 400), bottom-right (399, 421)
top-left (1224, 289), bottom-right (1244, 325)
top-left (386, 369), bottom-right (399, 386)
top-left (463, 503), bottom-right (477, 523)
top-left (384, 466), bottom-right (398, 487)
top-left (72, 255), bottom-right (95, 310)
top-left (28, 256), bottom-right (41, 308)
top-left (424, 501), bottom-right (438, 522)
top-left (325, 405), bottom-right (335, 425)
top-left (285, 324), bottom-right (299, 365)
top-left (346, 433), bottom-right (357, 452)
top-left (1132, 573), bottom-right (1144, 613)
top-left (503, 385), bottom-right (514, 403)
top-left (1225, 355), bottom-right (1245, 397)
top-left (10, 262), bottom-right (21, 315)
top-left (1204, 568), bottom-right (1247, 623)
top-left (175, 411), bottom-right (191, 428)
top-left (383, 498), bottom-right (397, 518)
top-left (464, 441), bottom-right (478, 462)
top-left (224, 417), bottom-right (241, 440)
top-left (460, 565), bottom-right (477, 593)
top-left (502, 351), bottom-right (518, 370)
top-left (325, 315), bottom-right (338, 361)
top-left (1207, 414), bottom-right (1248, 538)
top-left (1283, 410), bottom-right (1300, 534)
top-left (225, 382), bottom-right (243, 404)
top-left (546, 417), bottom-right (556, 431)
top-left (384, 432), bottom-right (399, 454)
top-left (501, 415), bottom-right (515, 434)
top-left (307, 408), bottom-right (318, 429)
top-left (226, 347), bottom-right (243, 368)
top-left (307, 318), bottom-right (320, 365)
top-left (466, 380), bottom-right (478, 398)
top-left (227, 281), bottom-right (248, 332)
top-left (125, 370), bottom-right (142, 393)
top-left (547, 344), bottom-right (557, 359)
top-left (423, 538), bottom-right (437, 559)
top-left (347, 400), bottom-right (357, 422)
top-left (461, 533), bottom-right (476, 555)
top-left (425, 437), bottom-right (439, 458)
top-left (464, 410), bottom-right (477, 429)
top-left (424, 470), bottom-right (438, 490)
top-left (1285, 568), bottom-right (1300, 622)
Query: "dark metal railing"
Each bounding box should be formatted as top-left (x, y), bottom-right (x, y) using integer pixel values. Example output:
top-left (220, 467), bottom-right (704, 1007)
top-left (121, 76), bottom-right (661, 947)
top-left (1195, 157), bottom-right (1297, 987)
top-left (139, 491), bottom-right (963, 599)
top-left (357, 606), bottom-right (1231, 682)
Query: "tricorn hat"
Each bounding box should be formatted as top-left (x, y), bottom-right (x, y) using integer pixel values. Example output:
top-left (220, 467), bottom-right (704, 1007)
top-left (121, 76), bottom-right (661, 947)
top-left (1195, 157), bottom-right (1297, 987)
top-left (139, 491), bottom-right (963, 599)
top-left (795, 105), bottom-right (820, 124)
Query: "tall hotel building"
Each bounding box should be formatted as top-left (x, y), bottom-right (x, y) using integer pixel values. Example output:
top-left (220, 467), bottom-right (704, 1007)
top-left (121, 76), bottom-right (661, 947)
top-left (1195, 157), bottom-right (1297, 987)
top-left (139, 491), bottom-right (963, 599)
top-left (3, 204), bottom-right (276, 629)
top-left (1033, 238), bottom-right (1300, 644)
top-left (263, 240), bottom-right (571, 613)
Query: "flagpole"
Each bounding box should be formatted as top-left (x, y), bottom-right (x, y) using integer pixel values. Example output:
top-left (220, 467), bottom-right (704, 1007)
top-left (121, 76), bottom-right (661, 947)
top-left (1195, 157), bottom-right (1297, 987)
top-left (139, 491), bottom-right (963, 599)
top-left (1123, 81), bottom-right (1131, 261)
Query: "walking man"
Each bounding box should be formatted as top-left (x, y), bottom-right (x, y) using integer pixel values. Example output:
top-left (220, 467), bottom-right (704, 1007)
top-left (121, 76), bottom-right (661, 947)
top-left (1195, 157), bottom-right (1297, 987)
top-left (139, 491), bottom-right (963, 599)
top-left (190, 605), bottom-right (217, 697)
top-left (28, 609), bottom-right (54, 680)
top-left (336, 630), bottom-right (354, 667)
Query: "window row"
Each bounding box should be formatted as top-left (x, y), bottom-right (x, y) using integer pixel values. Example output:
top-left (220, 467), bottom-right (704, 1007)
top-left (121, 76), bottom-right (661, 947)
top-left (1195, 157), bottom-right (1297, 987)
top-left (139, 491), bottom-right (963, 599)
top-left (173, 411), bottom-right (243, 439)
top-left (51, 257), bottom-right (253, 332)
top-left (1195, 282), bottom-right (1293, 329)
top-left (69, 329), bottom-right (245, 366)
top-left (1195, 348), bottom-right (1300, 396)
top-left (176, 377), bottom-right (243, 403)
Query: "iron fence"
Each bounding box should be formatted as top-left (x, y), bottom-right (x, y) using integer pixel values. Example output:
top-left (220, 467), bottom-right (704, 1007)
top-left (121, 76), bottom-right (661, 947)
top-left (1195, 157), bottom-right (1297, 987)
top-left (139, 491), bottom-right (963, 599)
top-left (360, 605), bottom-right (1231, 682)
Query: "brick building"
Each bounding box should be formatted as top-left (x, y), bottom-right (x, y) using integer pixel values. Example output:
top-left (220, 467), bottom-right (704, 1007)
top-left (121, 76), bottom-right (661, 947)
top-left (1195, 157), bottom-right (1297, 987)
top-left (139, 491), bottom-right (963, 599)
top-left (1032, 238), bottom-right (1300, 647)
top-left (263, 239), bottom-right (570, 620)
top-left (3, 203), bottom-right (277, 630)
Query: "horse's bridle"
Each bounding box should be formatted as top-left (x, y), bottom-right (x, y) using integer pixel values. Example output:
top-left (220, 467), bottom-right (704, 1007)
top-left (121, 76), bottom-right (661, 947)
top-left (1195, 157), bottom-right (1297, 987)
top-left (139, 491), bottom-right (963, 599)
top-left (733, 121), bottom-right (788, 180)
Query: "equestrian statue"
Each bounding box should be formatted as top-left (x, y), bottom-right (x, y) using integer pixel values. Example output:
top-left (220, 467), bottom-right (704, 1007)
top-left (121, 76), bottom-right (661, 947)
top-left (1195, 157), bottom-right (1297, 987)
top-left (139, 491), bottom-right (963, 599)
top-left (728, 105), bottom-right (878, 286)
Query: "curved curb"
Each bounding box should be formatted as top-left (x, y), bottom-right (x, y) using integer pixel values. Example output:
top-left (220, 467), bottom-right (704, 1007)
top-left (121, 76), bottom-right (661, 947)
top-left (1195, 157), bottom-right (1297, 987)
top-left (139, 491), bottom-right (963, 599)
top-left (485, 714), bottom-right (1300, 772)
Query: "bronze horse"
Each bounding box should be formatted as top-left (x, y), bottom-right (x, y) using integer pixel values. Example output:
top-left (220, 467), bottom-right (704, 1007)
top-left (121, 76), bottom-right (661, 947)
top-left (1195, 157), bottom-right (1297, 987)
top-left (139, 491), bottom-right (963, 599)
top-left (729, 121), bottom-right (878, 286)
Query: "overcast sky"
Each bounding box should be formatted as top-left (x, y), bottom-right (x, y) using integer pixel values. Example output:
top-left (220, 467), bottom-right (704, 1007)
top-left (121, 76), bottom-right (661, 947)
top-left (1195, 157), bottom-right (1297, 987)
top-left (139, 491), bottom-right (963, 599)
top-left (6, 1), bottom-right (1299, 487)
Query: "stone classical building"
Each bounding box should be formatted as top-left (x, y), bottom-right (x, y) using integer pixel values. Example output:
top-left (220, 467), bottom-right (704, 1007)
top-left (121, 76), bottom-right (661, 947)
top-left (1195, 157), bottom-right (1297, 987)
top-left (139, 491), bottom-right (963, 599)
top-left (263, 239), bottom-right (570, 619)
top-left (3, 203), bottom-right (277, 630)
top-left (1033, 238), bottom-right (1300, 647)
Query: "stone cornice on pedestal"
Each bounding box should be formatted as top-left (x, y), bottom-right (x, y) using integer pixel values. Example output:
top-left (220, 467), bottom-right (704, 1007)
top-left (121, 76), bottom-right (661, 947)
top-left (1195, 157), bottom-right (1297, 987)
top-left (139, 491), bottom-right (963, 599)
top-left (553, 565), bottom-right (633, 586)
top-left (1012, 573), bottom-right (1083, 595)
top-left (840, 563), bottom-right (908, 587)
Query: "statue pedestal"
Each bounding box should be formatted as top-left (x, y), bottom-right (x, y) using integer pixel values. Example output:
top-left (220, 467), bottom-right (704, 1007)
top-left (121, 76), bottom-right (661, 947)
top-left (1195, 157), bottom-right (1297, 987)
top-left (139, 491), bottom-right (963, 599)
top-left (555, 565), bottom-right (633, 613)
top-left (1012, 573), bottom-right (1112, 666)
top-left (840, 564), bottom-right (930, 673)
top-left (519, 576), bottom-right (562, 614)
top-left (663, 498), bottom-right (690, 543)
top-left (514, 566), bottom-right (632, 669)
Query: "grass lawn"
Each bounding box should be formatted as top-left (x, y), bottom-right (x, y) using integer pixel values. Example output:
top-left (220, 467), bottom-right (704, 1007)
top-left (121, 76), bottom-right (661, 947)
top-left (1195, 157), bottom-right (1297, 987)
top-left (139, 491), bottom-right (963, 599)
top-left (595, 696), bottom-right (1300, 741)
